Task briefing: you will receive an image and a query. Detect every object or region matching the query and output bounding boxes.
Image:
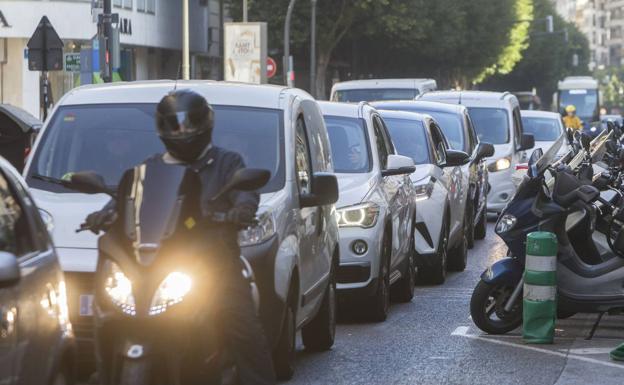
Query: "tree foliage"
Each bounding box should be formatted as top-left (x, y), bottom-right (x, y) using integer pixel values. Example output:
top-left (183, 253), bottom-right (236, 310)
top-left (481, 0), bottom-right (590, 107)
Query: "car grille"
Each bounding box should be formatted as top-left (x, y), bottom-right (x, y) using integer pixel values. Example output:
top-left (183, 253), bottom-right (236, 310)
top-left (337, 264), bottom-right (371, 284)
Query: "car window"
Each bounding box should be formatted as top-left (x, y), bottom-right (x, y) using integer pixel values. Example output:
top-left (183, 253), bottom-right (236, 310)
top-left (0, 171), bottom-right (36, 256)
top-left (325, 116), bottom-right (371, 173)
top-left (382, 117), bottom-right (431, 165)
top-left (334, 88), bottom-right (418, 102)
top-left (27, 104), bottom-right (286, 194)
top-left (521, 116), bottom-right (562, 141)
top-left (372, 116), bottom-right (391, 168)
top-left (467, 107), bottom-right (510, 144)
top-left (295, 117), bottom-right (313, 195)
top-left (429, 122), bottom-right (447, 166)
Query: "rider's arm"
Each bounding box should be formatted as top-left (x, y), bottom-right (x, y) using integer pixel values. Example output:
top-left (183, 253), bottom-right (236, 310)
top-left (224, 152), bottom-right (259, 223)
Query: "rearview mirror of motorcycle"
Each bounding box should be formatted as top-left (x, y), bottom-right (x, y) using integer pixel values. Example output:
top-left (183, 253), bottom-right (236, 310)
top-left (211, 168), bottom-right (271, 203)
top-left (70, 171), bottom-right (114, 196)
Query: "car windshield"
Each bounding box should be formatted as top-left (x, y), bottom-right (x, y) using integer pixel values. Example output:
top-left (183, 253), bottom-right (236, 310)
top-left (521, 116), bottom-right (562, 142)
top-left (413, 110), bottom-right (464, 151)
top-left (325, 116), bottom-right (371, 173)
top-left (467, 107), bottom-right (510, 144)
top-left (383, 117), bottom-right (430, 165)
top-left (334, 88), bottom-right (418, 102)
top-left (27, 104), bottom-right (284, 193)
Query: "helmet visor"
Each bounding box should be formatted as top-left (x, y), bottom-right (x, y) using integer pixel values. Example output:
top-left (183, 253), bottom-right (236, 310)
top-left (158, 110), bottom-right (207, 139)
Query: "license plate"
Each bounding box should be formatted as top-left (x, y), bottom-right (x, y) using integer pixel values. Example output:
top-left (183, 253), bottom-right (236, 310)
top-left (79, 294), bottom-right (94, 316)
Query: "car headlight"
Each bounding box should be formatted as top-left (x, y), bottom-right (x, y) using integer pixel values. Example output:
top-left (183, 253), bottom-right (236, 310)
top-left (103, 260), bottom-right (136, 316)
top-left (336, 202), bottom-right (380, 228)
top-left (488, 157), bottom-right (511, 172)
top-left (414, 179), bottom-right (434, 201)
top-left (39, 209), bottom-right (54, 232)
top-left (495, 214), bottom-right (517, 234)
top-left (149, 272), bottom-right (192, 315)
top-left (238, 208), bottom-right (276, 247)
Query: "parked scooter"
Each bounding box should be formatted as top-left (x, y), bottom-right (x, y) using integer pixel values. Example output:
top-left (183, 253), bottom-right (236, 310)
top-left (67, 163), bottom-right (270, 385)
top-left (470, 132), bottom-right (624, 335)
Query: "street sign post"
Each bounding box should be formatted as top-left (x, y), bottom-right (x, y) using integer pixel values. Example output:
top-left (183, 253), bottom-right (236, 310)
top-left (267, 57), bottom-right (277, 79)
top-left (26, 16), bottom-right (64, 121)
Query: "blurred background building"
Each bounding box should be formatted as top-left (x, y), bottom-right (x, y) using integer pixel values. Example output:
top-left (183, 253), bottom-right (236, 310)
top-left (0, 0), bottom-right (228, 118)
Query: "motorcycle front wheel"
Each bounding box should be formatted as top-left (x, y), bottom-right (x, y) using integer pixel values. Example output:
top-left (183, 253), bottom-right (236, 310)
top-left (470, 279), bottom-right (522, 334)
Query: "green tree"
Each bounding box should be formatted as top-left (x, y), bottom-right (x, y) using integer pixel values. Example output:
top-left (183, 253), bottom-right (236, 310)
top-left (480, 0), bottom-right (590, 107)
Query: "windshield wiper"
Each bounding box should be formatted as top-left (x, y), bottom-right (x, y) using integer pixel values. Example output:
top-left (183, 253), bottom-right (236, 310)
top-left (30, 174), bottom-right (70, 187)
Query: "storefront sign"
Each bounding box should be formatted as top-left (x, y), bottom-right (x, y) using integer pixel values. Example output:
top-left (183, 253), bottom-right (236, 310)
top-left (64, 53), bottom-right (81, 72)
top-left (0, 11), bottom-right (11, 28)
top-left (224, 22), bottom-right (267, 84)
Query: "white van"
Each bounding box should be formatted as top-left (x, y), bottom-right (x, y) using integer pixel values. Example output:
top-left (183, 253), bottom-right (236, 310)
top-left (330, 79), bottom-right (437, 103)
top-left (418, 91), bottom-right (535, 214)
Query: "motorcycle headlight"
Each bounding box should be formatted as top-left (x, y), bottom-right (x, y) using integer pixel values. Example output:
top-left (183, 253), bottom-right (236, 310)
top-left (414, 179), bottom-right (434, 201)
top-left (103, 261), bottom-right (136, 316)
top-left (336, 202), bottom-right (380, 228)
top-left (149, 272), bottom-right (192, 316)
top-left (39, 209), bottom-right (54, 232)
top-left (238, 208), bottom-right (276, 247)
top-left (488, 157), bottom-right (512, 172)
top-left (495, 214), bottom-right (517, 234)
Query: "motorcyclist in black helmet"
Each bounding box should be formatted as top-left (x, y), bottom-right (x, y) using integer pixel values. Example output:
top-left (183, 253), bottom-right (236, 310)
top-left (87, 89), bottom-right (276, 385)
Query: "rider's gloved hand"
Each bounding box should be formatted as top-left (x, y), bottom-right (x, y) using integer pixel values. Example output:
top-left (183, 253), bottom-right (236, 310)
top-left (85, 208), bottom-right (117, 234)
top-left (226, 205), bottom-right (256, 226)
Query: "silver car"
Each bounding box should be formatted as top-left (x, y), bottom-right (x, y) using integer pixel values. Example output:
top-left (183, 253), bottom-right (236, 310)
top-left (319, 101), bottom-right (417, 322)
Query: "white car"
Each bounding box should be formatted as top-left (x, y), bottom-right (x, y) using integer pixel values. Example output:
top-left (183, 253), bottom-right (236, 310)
top-left (24, 80), bottom-right (340, 380)
top-left (418, 91), bottom-right (535, 215)
top-left (319, 101), bottom-right (417, 321)
top-left (377, 109), bottom-right (473, 284)
top-left (512, 110), bottom-right (569, 185)
top-left (330, 78), bottom-right (437, 103)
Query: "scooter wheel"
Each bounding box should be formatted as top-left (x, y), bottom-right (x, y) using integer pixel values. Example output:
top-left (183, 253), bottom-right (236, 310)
top-left (470, 280), bottom-right (522, 335)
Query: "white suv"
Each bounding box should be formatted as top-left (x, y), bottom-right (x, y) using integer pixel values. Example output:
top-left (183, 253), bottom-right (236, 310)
top-left (319, 101), bottom-right (417, 322)
top-left (330, 78), bottom-right (437, 102)
top-left (24, 80), bottom-right (340, 381)
top-left (418, 91), bottom-right (535, 214)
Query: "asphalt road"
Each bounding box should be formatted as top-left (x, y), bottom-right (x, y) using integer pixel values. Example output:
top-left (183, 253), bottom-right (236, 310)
top-left (288, 224), bottom-right (624, 385)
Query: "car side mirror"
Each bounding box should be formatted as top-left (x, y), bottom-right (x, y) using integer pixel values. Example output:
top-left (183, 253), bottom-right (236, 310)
top-left (580, 132), bottom-right (592, 151)
top-left (443, 150), bottom-right (470, 167)
top-left (476, 142), bottom-right (495, 160)
top-left (70, 171), bottom-right (114, 196)
top-left (300, 172), bottom-right (339, 208)
top-left (0, 252), bottom-right (20, 289)
top-left (381, 154), bottom-right (416, 177)
top-left (519, 133), bottom-right (535, 151)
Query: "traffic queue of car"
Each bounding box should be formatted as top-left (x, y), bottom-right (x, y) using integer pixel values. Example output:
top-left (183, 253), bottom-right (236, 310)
top-left (0, 78), bottom-right (539, 384)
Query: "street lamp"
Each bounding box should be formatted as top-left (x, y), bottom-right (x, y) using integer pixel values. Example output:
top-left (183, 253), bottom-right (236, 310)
top-left (310, 0), bottom-right (317, 97)
top-left (283, 0), bottom-right (297, 86)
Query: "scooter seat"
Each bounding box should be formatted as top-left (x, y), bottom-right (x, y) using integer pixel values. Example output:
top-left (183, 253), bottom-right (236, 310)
top-left (561, 251), bottom-right (624, 278)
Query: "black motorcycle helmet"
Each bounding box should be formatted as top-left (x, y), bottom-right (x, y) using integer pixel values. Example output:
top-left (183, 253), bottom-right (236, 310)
top-left (156, 90), bottom-right (214, 162)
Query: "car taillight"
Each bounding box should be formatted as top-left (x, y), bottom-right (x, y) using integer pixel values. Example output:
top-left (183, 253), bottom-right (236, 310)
top-left (515, 163), bottom-right (528, 170)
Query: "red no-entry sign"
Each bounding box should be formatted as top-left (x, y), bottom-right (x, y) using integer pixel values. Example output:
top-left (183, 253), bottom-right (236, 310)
top-left (267, 57), bottom-right (277, 79)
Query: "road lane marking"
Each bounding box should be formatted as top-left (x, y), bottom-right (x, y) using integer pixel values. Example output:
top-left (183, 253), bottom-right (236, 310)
top-left (564, 348), bottom-right (614, 355)
top-left (451, 326), bottom-right (624, 369)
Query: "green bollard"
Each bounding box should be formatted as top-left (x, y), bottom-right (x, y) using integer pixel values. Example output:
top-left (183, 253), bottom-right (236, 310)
top-left (523, 231), bottom-right (558, 344)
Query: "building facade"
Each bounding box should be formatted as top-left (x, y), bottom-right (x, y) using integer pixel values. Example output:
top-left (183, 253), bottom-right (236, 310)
top-left (0, 0), bottom-right (226, 118)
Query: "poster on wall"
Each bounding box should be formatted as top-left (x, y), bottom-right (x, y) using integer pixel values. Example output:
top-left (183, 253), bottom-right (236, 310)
top-left (224, 22), bottom-right (267, 84)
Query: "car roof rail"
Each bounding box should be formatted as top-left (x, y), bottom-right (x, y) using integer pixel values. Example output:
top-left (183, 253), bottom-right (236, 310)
top-left (357, 101), bottom-right (370, 119)
top-left (500, 91), bottom-right (512, 100)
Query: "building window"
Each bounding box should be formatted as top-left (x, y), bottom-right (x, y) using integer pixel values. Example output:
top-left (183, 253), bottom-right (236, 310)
top-left (113, 0), bottom-right (122, 6)
top-left (137, 0), bottom-right (146, 12)
top-left (146, 0), bottom-right (155, 14)
top-left (123, 0), bottom-right (133, 9)
top-left (138, 0), bottom-right (155, 14)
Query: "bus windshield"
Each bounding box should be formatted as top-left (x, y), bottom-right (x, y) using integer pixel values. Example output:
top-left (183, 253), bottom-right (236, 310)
top-left (559, 89), bottom-right (598, 121)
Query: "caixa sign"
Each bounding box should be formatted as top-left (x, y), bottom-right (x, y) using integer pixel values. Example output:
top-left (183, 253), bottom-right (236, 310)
top-left (0, 11), bottom-right (11, 28)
